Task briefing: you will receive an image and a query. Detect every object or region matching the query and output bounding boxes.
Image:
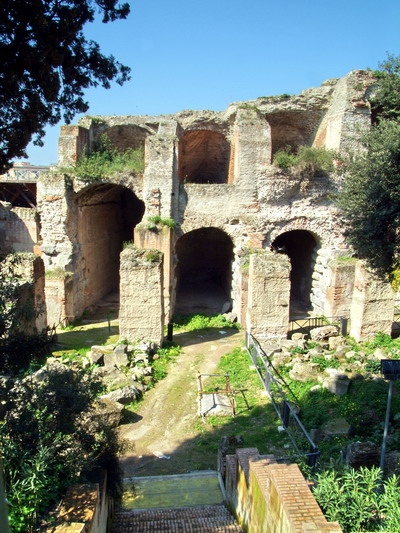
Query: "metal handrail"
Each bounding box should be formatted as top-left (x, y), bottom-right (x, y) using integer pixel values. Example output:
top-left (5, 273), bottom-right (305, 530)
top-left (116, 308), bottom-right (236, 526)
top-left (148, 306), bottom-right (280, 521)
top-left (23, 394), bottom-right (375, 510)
top-left (245, 331), bottom-right (319, 467)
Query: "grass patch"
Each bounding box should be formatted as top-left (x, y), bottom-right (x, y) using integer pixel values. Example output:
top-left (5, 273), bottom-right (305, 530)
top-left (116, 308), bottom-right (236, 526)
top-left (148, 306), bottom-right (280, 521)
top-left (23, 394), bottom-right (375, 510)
top-left (151, 343), bottom-right (182, 382)
top-left (69, 134), bottom-right (144, 180)
top-left (54, 322), bottom-right (119, 356)
top-left (192, 346), bottom-right (293, 458)
top-left (172, 314), bottom-right (240, 331)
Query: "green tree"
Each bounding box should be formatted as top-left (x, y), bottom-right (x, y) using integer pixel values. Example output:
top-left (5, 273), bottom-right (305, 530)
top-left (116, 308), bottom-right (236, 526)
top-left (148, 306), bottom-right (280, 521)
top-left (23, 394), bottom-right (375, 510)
top-left (0, 0), bottom-right (131, 171)
top-left (336, 54), bottom-right (400, 281)
top-left (0, 365), bottom-right (122, 532)
top-left (0, 252), bottom-right (50, 374)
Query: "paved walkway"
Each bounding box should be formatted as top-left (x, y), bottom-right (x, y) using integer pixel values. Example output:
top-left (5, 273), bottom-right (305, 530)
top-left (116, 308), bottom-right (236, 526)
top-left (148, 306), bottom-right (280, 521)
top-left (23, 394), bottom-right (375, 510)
top-left (112, 505), bottom-right (245, 532)
top-left (112, 328), bottom-right (245, 532)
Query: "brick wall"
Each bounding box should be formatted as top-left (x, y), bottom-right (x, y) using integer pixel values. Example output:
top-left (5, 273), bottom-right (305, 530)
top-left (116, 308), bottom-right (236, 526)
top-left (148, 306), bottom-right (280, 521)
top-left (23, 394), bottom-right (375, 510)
top-left (224, 448), bottom-right (342, 533)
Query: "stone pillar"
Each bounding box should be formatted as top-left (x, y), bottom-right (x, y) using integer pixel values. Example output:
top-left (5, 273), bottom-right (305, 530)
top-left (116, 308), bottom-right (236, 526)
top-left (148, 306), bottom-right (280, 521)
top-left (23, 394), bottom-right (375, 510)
top-left (143, 120), bottom-right (179, 220)
top-left (246, 252), bottom-right (290, 341)
top-left (44, 271), bottom-right (74, 327)
top-left (232, 107), bottom-right (271, 187)
top-left (32, 256), bottom-right (47, 333)
top-left (350, 261), bottom-right (394, 341)
top-left (324, 258), bottom-right (357, 318)
top-left (119, 247), bottom-right (164, 345)
top-left (57, 125), bottom-right (89, 167)
top-left (134, 226), bottom-right (173, 321)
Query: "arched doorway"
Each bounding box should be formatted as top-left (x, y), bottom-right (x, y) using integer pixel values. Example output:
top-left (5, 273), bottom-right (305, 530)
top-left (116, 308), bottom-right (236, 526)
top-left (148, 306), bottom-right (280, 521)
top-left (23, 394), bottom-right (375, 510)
top-left (76, 183), bottom-right (145, 314)
top-left (270, 230), bottom-right (319, 317)
top-left (174, 228), bottom-right (234, 316)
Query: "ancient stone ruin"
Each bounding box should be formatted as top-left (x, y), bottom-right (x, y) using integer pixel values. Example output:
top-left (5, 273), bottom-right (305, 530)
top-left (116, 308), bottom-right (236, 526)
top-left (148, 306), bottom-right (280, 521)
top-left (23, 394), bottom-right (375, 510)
top-left (0, 70), bottom-right (396, 345)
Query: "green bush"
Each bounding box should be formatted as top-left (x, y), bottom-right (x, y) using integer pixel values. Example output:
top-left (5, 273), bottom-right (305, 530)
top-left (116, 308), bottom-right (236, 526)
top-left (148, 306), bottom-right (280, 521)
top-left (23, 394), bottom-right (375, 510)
top-left (74, 134), bottom-right (144, 180)
top-left (0, 365), bottom-right (122, 532)
top-left (273, 145), bottom-right (337, 176)
top-left (295, 145), bottom-right (336, 175)
top-left (273, 146), bottom-right (297, 169)
top-left (145, 215), bottom-right (176, 232)
top-left (313, 466), bottom-right (400, 532)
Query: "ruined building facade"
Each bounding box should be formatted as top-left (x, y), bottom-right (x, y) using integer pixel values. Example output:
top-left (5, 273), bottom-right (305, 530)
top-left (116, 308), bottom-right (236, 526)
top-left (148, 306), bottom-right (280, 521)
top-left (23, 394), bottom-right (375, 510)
top-left (0, 70), bottom-right (396, 345)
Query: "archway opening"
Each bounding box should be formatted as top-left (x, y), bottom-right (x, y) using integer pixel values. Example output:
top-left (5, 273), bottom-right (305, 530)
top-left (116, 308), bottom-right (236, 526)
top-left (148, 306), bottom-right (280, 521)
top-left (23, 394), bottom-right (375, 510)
top-left (270, 230), bottom-right (319, 317)
top-left (266, 110), bottom-right (323, 159)
top-left (174, 228), bottom-right (234, 316)
top-left (76, 183), bottom-right (145, 315)
top-left (178, 130), bottom-right (230, 184)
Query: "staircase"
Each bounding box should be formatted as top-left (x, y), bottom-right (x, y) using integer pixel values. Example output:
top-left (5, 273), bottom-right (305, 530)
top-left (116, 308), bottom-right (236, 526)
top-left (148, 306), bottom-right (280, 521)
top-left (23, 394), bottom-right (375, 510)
top-left (111, 472), bottom-right (244, 532)
top-left (112, 505), bottom-right (245, 532)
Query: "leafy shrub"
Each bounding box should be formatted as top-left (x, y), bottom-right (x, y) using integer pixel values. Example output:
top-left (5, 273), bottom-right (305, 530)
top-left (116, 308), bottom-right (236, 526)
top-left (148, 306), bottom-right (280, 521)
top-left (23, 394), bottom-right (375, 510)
top-left (313, 466), bottom-right (400, 532)
top-left (311, 355), bottom-right (340, 371)
top-left (295, 145), bottom-right (336, 175)
top-left (365, 332), bottom-right (394, 349)
top-left (364, 359), bottom-right (382, 373)
top-left (145, 215), bottom-right (176, 231)
top-left (74, 134), bottom-right (144, 180)
top-left (0, 331), bottom-right (51, 374)
top-left (0, 365), bottom-right (122, 532)
top-left (273, 146), bottom-right (297, 169)
top-left (273, 145), bottom-right (337, 176)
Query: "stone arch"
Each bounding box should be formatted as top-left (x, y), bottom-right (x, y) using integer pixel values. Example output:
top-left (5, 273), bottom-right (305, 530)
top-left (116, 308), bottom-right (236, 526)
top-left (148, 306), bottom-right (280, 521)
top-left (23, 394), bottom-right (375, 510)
top-left (270, 229), bottom-right (320, 317)
top-left (174, 227), bottom-right (234, 315)
top-left (178, 130), bottom-right (231, 184)
top-left (266, 110), bottom-right (323, 159)
top-left (75, 183), bottom-right (145, 313)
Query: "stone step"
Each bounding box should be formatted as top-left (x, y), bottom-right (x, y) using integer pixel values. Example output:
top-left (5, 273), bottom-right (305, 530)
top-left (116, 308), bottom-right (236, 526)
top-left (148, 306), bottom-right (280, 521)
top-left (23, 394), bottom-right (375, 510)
top-left (112, 504), bottom-right (245, 532)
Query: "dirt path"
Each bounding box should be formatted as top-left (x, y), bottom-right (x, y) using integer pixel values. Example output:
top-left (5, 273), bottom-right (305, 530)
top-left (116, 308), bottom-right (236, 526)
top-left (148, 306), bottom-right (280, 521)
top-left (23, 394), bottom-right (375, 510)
top-left (119, 328), bottom-right (244, 477)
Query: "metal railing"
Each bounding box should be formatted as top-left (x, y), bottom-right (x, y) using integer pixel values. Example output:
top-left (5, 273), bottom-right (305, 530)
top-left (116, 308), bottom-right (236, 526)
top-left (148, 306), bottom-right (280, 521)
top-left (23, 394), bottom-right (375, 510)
top-left (288, 315), bottom-right (348, 338)
top-left (245, 332), bottom-right (319, 468)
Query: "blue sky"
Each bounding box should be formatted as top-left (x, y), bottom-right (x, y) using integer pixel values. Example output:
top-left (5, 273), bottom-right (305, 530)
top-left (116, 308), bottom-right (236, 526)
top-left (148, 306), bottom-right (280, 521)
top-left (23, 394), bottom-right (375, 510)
top-left (23, 0), bottom-right (400, 165)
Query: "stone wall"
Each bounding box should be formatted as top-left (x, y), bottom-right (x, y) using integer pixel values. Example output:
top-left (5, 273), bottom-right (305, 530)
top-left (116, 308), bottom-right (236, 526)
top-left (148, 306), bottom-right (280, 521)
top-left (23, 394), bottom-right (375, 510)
top-left (45, 478), bottom-right (110, 533)
top-left (225, 448), bottom-right (342, 533)
top-left (27, 69), bottom-right (397, 343)
top-left (0, 206), bottom-right (38, 253)
top-left (350, 262), bottom-right (395, 340)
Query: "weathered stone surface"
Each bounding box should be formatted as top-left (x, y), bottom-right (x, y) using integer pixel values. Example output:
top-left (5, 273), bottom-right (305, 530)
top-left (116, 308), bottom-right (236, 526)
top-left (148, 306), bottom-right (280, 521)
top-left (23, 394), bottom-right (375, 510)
top-left (322, 369), bottom-right (350, 395)
top-left (246, 253), bottom-right (290, 340)
top-left (310, 325), bottom-right (339, 341)
top-left (119, 247), bottom-right (165, 345)
top-left (289, 362), bottom-right (320, 382)
top-left (101, 385), bottom-right (141, 404)
top-left (322, 417), bottom-right (351, 437)
top-left (350, 262), bottom-right (395, 341)
top-left (6, 69), bottom-right (395, 343)
top-left (95, 366), bottom-right (133, 390)
top-left (103, 351), bottom-right (129, 368)
top-left (94, 398), bottom-right (125, 427)
top-left (345, 441), bottom-right (379, 468)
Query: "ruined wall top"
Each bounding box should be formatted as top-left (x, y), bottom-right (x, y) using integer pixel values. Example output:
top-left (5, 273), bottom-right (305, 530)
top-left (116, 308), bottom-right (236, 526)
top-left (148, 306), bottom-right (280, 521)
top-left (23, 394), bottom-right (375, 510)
top-left (57, 69), bottom-right (375, 167)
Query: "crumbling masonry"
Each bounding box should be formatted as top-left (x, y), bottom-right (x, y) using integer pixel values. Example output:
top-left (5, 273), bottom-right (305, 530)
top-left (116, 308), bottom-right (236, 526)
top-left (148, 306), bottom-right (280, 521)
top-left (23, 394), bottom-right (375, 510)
top-left (0, 70), bottom-right (396, 345)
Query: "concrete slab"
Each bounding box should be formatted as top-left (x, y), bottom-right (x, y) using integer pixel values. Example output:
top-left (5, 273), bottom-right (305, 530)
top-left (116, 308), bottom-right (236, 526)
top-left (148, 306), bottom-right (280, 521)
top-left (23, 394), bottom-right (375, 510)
top-left (198, 393), bottom-right (233, 416)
